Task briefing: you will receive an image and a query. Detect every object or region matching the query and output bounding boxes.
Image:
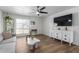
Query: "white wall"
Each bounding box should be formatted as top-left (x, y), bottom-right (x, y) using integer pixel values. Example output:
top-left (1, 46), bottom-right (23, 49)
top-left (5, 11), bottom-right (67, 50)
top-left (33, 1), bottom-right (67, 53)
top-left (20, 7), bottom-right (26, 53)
top-left (43, 7), bottom-right (79, 45)
top-left (3, 13), bottom-right (43, 34)
top-left (0, 11), bottom-right (3, 41)
top-left (0, 10), bottom-right (3, 33)
top-left (42, 16), bottom-right (53, 36)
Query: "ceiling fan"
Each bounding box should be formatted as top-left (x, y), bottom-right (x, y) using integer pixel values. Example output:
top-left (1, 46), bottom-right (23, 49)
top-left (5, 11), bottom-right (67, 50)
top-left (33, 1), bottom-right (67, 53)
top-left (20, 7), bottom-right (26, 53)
top-left (36, 6), bottom-right (48, 16)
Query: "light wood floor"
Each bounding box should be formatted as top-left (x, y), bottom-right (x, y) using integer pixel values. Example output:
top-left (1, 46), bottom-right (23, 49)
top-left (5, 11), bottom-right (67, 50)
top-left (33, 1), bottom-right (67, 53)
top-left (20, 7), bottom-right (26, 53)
top-left (16, 35), bottom-right (79, 53)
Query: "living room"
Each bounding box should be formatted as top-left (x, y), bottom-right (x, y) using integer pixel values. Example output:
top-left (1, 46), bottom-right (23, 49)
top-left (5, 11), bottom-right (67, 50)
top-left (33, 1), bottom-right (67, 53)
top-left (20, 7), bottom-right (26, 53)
top-left (0, 6), bottom-right (79, 53)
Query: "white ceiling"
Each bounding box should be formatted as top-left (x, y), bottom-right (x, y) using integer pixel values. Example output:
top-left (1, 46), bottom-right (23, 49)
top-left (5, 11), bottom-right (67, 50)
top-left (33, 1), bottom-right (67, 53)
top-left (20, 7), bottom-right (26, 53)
top-left (0, 6), bottom-right (77, 17)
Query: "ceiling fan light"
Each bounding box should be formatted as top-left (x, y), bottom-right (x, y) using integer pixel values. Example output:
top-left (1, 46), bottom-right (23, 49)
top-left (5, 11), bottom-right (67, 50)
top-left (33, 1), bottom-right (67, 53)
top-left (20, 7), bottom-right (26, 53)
top-left (36, 11), bottom-right (39, 14)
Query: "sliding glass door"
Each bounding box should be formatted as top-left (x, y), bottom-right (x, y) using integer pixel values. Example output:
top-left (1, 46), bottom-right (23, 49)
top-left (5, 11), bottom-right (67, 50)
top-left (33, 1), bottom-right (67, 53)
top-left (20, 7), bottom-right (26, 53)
top-left (16, 19), bottom-right (30, 36)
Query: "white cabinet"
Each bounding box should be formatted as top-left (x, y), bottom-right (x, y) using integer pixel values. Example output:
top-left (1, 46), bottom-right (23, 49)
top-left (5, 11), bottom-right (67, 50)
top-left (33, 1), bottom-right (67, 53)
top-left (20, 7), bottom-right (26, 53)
top-left (62, 31), bottom-right (73, 46)
top-left (51, 30), bottom-right (73, 46)
top-left (62, 31), bottom-right (70, 42)
top-left (51, 30), bottom-right (55, 38)
top-left (52, 30), bottom-right (62, 40)
top-left (62, 33), bottom-right (70, 42)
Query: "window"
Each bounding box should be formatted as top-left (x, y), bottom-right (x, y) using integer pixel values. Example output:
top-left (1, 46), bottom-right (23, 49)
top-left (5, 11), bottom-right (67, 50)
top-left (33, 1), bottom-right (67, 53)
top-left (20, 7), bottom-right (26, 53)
top-left (16, 19), bottom-right (30, 35)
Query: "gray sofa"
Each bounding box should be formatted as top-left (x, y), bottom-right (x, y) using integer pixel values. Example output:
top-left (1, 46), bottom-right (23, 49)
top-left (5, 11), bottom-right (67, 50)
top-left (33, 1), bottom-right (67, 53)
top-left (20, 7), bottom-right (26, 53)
top-left (0, 35), bottom-right (16, 53)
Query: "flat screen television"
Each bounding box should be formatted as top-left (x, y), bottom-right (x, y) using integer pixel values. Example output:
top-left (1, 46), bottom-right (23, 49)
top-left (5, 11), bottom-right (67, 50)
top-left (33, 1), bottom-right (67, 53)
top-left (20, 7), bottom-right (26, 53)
top-left (54, 14), bottom-right (72, 26)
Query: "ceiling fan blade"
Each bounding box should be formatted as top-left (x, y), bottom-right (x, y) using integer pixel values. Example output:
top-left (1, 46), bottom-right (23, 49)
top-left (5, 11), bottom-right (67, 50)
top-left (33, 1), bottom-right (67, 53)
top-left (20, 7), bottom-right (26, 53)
top-left (40, 7), bottom-right (46, 10)
top-left (39, 11), bottom-right (48, 14)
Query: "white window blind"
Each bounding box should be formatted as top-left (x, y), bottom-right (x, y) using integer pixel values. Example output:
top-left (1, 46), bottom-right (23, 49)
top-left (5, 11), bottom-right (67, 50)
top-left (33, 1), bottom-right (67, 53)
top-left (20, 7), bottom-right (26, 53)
top-left (16, 19), bottom-right (30, 35)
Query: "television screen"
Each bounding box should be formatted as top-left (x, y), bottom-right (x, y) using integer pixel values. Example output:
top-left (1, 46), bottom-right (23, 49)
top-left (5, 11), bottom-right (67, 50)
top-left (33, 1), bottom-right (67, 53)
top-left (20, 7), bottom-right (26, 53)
top-left (54, 14), bottom-right (72, 26)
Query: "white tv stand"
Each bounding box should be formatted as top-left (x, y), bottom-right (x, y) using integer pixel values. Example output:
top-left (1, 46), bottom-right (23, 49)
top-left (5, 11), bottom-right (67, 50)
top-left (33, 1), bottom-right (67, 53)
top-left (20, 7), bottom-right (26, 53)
top-left (51, 30), bottom-right (73, 46)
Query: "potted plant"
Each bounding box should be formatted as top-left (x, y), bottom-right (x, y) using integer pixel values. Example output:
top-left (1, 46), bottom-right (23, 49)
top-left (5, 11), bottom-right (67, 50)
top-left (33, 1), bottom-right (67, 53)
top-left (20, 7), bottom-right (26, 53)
top-left (4, 16), bottom-right (13, 32)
